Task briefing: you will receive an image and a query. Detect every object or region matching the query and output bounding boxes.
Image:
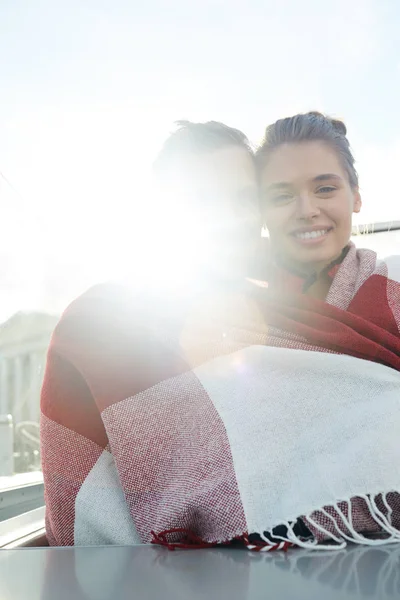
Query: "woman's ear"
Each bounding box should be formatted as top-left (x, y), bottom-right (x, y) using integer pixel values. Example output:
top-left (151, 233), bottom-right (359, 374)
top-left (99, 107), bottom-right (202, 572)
top-left (353, 188), bottom-right (362, 214)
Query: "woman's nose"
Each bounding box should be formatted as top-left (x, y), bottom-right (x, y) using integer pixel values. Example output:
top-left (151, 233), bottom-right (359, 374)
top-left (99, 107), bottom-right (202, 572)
top-left (295, 193), bottom-right (320, 220)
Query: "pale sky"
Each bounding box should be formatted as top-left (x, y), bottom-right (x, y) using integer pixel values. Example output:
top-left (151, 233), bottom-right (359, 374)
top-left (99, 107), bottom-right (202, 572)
top-left (0, 0), bottom-right (400, 319)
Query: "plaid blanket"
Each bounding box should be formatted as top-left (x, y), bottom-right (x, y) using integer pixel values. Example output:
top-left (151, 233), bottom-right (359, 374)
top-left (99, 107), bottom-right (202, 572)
top-left (40, 244), bottom-right (400, 550)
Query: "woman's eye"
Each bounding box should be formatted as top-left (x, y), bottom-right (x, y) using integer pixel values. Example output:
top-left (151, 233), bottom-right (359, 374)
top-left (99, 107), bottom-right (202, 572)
top-left (317, 186), bottom-right (336, 194)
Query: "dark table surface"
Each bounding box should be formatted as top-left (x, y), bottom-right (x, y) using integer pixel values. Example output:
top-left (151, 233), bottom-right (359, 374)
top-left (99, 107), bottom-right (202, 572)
top-left (1, 543), bottom-right (400, 600)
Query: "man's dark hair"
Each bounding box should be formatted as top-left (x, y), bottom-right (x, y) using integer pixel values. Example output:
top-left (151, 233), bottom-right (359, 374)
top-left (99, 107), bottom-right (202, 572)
top-left (153, 120), bottom-right (253, 173)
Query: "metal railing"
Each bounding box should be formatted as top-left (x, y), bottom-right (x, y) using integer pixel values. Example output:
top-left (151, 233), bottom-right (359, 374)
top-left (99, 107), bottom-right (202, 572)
top-left (0, 342), bottom-right (47, 475)
top-left (0, 414), bottom-right (13, 476)
top-left (352, 220), bottom-right (400, 235)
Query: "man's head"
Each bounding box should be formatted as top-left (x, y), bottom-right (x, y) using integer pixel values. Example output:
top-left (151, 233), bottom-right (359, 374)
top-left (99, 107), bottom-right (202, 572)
top-left (152, 120), bottom-right (260, 278)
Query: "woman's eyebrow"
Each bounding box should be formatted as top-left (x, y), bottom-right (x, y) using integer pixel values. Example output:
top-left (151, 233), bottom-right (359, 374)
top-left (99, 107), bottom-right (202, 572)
top-left (264, 173), bottom-right (342, 192)
top-left (313, 173), bottom-right (343, 183)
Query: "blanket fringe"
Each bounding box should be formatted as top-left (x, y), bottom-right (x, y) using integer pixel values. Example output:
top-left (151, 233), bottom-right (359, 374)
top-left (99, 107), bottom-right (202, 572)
top-left (309, 494), bottom-right (400, 548)
top-left (242, 534), bottom-right (292, 552)
top-left (150, 529), bottom-right (292, 552)
top-left (151, 493), bottom-right (400, 552)
top-left (266, 493), bottom-right (400, 551)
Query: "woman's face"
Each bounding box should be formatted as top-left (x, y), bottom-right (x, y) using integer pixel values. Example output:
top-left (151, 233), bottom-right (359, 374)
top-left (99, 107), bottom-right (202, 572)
top-left (259, 141), bottom-right (362, 272)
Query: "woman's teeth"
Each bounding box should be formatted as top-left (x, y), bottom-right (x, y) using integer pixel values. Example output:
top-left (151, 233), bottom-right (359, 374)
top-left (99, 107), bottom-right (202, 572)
top-left (294, 229), bottom-right (329, 240)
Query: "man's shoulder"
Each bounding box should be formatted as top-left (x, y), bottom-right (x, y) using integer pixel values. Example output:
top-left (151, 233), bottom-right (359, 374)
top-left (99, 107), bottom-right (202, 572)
top-left (52, 282), bottom-right (151, 352)
top-left (62, 280), bottom-right (152, 321)
top-left (53, 273), bottom-right (253, 352)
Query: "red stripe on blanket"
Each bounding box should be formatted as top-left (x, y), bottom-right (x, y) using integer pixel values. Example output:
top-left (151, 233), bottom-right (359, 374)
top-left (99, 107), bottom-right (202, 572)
top-left (41, 414), bottom-right (104, 546)
top-left (348, 275), bottom-right (399, 336)
top-left (41, 348), bottom-right (109, 448)
top-left (259, 292), bottom-right (400, 371)
top-left (102, 370), bottom-right (248, 544)
top-left (386, 279), bottom-right (400, 333)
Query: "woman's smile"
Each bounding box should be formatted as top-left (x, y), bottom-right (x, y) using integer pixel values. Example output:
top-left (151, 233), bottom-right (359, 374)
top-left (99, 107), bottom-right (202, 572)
top-left (290, 226), bottom-right (334, 246)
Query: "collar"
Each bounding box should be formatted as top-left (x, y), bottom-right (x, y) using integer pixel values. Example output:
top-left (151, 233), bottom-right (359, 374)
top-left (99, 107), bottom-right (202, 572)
top-left (267, 246), bottom-right (350, 294)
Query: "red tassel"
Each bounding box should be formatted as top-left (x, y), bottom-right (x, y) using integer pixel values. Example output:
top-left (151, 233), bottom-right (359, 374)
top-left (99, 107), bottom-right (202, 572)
top-left (242, 534), bottom-right (293, 552)
top-left (150, 528), bottom-right (216, 551)
top-left (151, 529), bottom-right (293, 552)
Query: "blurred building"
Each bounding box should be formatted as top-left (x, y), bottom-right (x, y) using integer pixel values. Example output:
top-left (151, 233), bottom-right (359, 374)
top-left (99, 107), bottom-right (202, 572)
top-left (0, 311), bottom-right (58, 473)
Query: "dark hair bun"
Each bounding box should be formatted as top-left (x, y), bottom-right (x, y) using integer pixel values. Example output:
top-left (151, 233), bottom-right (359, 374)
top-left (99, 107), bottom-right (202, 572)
top-left (329, 118), bottom-right (347, 136)
top-left (306, 111), bottom-right (347, 136)
top-left (307, 111), bottom-right (325, 119)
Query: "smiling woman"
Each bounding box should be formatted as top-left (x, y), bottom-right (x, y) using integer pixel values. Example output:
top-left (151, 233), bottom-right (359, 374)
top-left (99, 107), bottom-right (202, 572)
top-left (257, 112), bottom-right (362, 289)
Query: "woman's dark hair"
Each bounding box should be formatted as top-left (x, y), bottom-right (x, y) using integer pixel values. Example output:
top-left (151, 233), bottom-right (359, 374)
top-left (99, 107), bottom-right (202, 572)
top-left (153, 120), bottom-right (253, 174)
top-left (256, 111), bottom-right (358, 188)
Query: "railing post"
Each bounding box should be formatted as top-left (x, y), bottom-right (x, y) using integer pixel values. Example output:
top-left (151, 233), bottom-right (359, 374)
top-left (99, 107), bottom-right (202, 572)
top-left (28, 353), bottom-right (40, 422)
top-left (0, 359), bottom-right (8, 415)
top-left (13, 356), bottom-right (22, 425)
top-left (0, 414), bottom-right (14, 476)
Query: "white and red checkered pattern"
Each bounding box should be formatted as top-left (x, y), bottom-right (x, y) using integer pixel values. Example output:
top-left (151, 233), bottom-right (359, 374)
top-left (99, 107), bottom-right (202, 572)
top-left (41, 244), bottom-right (400, 550)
